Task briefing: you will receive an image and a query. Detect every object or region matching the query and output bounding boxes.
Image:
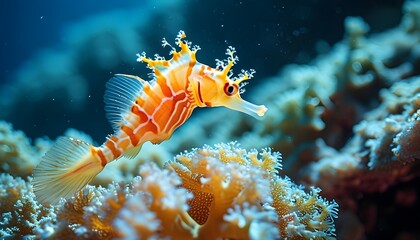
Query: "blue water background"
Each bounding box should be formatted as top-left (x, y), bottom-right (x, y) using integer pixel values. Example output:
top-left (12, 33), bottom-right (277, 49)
top-left (0, 0), bottom-right (404, 142)
top-left (0, 0), bottom-right (142, 84)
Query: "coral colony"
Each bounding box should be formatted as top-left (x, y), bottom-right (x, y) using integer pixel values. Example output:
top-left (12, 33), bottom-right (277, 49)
top-left (2, 0), bottom-right (420, 239)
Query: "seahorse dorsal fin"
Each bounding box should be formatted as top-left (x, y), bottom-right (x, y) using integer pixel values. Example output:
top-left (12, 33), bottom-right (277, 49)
top-left (104, 74), bottom-right (145, 132)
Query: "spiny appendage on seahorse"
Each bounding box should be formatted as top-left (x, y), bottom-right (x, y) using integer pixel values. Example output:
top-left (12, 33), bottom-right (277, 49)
top-left (137, 31), bottom-right (254, 97)
top-left (32, 137), bottom-right (106, 205)
top-left (136, 30), bottom-right (200, 70)
top-left (216, 46), bottom-right (256, 92)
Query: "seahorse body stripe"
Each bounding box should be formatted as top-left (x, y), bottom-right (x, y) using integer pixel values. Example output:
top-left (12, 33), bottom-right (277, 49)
top-left (100, 66), bottom-right (194, 162)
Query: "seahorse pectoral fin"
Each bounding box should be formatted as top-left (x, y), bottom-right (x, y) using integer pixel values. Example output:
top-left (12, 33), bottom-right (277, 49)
top-left (120, 144), bottom-right (142, 160)
top-left (225, 96), bottom-right (267, 118)
top-left (104, 74), bottom-right (145, 132)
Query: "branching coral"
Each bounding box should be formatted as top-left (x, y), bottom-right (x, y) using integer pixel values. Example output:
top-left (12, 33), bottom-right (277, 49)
top-left (168, 142), bottom-right (282, 239)
top-left (1, 142), bottom-right (338, 239)
top-left (47, 163), bottom-right (193, 239)
top-left (0, 174), bottom-right (54, 239)
top-left (354, 76), bottom-right (420, 170)
top-left (305, 76), bottom-right (420, 196)
top-left (168, 142), bottom-right (339, 239)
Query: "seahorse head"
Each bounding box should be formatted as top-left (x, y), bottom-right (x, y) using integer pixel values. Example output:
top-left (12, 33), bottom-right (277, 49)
top-left (191, 46), bottom-right (267, 118)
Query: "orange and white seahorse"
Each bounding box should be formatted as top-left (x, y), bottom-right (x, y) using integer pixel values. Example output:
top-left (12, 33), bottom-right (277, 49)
top-left (32, 31), bottom-right (267, 205)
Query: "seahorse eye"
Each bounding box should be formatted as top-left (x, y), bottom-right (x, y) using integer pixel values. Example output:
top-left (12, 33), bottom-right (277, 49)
top-left (224, 83), bottom-right (238, 96)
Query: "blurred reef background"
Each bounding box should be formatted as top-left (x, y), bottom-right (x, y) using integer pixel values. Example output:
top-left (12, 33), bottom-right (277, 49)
top-left (1, 0), bottom-right (420, 239)
top-left (0, 0), bottom-right (405, 141)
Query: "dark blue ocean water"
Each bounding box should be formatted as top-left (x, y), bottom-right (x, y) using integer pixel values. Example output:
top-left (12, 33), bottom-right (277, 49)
top-left (0, 0), bottom-right (142, 85)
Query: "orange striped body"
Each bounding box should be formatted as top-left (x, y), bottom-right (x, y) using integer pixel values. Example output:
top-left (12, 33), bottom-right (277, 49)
top-left (99, 63), bottom-right (198, 163)
top-left (33, 30), bottom-right (267, 205)
top-left (93, 31), bottom-right (268, 165)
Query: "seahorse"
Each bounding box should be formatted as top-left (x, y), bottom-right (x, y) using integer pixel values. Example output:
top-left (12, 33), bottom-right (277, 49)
top-left (32, 31), bottom-right (267, 205)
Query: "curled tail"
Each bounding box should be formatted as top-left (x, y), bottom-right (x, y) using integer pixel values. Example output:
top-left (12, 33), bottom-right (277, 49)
top-left (32, 137), bottom-right (105, 205)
